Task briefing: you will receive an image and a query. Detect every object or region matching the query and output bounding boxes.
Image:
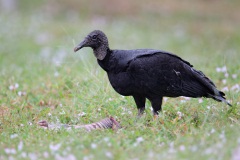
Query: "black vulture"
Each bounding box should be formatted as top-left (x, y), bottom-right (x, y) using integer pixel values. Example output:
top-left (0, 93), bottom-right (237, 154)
top-left (74, 30), bottom-right (231, 118)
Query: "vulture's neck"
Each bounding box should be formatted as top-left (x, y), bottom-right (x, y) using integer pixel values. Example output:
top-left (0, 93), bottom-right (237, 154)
top-left (93, 43), bottom-right (109, 60)
top-left (97, 48), bottom-right (112, 72)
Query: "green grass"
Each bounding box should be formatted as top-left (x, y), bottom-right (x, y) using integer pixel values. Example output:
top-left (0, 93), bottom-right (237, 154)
top-left (0, 1), bottom-right (240, 159)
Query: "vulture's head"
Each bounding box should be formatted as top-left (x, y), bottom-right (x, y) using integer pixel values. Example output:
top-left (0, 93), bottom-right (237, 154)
top-left (74, 30), bottom-right (109, 60)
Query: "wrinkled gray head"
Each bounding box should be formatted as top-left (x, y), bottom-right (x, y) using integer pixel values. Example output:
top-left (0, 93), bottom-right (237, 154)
top-left (74, 30), bottom-right (109, 60)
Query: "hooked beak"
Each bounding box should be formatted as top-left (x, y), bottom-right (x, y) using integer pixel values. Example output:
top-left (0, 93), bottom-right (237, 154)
top-left (74, 40), bottom-right (87, 52)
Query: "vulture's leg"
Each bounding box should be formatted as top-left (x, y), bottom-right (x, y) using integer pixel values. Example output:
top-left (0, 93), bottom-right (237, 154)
top-left (133, 95), bottom-right (146, 118)
top-left (150, 97), bottom-right (163, 119)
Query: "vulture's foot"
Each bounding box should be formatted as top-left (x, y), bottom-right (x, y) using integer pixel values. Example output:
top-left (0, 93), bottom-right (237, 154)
top-left (153, 114), bottom-right (159, 120)
top-left (137, 108), bottom-right (145, 118)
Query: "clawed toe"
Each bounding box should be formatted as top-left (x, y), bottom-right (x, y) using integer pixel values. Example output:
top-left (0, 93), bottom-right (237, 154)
top-left (153, 114), bottom-right (158, 120)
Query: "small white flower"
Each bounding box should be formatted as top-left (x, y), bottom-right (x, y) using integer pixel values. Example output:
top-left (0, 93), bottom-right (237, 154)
top-left (198, 99), bottom-right (203, 103)
top-left (66, 147), bottom-right (72, 151)
top-left (10, 134), bottom-right (18, 139)
top-left (21, 152), bottom-right (27, 158)
top-left (59, 103), bottom-right (63, 107)
top-left (122, 107), bottom-right (127, 111)
top-left (78, 112), bottom-right (86, 117)
top-left (18, 141), bottom-right (23, 151)
top-left (222, 79), bottom-right (227, 84)
top-left (136, 137), bottom-right (144, 143)
top-left (180, 100), bottom-right (186, 103)
top-left (9, 83), bottom-right (19, 90)
top-left (216, 67), bottom-right (221, 72)
top-left (133, 143), bottom-right (138, 147)
top-left (222, 87), bottom-right (229, 92)
top-left (9, 85), bottom-right (14, 90)
top-left (4, 148), bottom-right (16, 154)
top-left (179, 145), bottom-right (185, 151)
top-left (43, 152), bottom-right (49, 158)
top-left (49, 143), bottom-right (61, 152)
top-left (18, 91), bottom-right (22, 96)
top-left (83, 156), bottom-right (91, 160)
top-left (28, 122), bottom-right (33, 126)
top-left (148, 151), bottom-right (155, 158)
top-left (105, 151), bottom-right (113, 158)
top-left (222, 66), bottom-right (227, 72)
top-left (210, 128), bottom-right (215, 134)
top-left (190, 145), bottom-right (198, 152)
top-left (232, 146), bottom-right (240, 160)
top-left (163, 97), bottom-right (168, 102)
top-left (18, 91), bottom-right (26, 96)
top-left (55, 154), bottom-right (63, 160)
top-left (169, 142), bottom-right (175, 153)
top-left (183, 97), bottom-right (191, 100)
top-left (177, 111), bottom-right (183, 119)
top-left (177, 111), bottom-right (182, 116)
top-left (48, 113), bottom-right (52, 116)
top-left (66, 154), bottom-right (77, 160)
top-left (54, 71), bottom-right (59, 77)
top-left (231, 84), bottom-right (240, 92)
top-left (91, 143), bottom-right (97, 149)
top-left (20, 124), bottom-right (24, 127)
top-left (232, 74), bottom-right (237, 79)
top-left (59, 109), bottom-right (65, 115)
top-left (219, 131), bottom-right (226, 141)
top-left (224, 73), bottom-right (229, 78)
top-left (103, 137), bottom-right (109, 142)
top-left (204, 148), bottom-right (213, 155)
top-left (14, 83), bottom-right (19, 89)
top-left (207, 106), bottom-right (211, 110)
top-left (216, 66), bottom-right (227, 73)
top-left (29, 153), bottom-right (38, 160)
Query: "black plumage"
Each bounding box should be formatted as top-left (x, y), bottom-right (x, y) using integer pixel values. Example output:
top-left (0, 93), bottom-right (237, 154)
top-left (74, 30), bottom-right (231, 117)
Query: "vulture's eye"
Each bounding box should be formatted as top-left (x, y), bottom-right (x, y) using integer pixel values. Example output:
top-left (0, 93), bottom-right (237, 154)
top-left (92, 35), bottom-right (97, 40)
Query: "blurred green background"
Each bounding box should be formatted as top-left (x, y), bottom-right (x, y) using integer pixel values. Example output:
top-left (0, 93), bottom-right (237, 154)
top-left (1, 0), bottom-right (240, 67)
top-left (0, 0), bottom-right (240, 160)
top-left (1, 0), bottom-right (239, 90)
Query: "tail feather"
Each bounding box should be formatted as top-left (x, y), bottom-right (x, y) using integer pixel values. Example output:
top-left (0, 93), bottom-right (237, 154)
top-left (209, 93), bottom-right (232, 106)
top-left (219, 91), bottom-right (225, 97)
top-left (189, 68), bottom-right (231, 106)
